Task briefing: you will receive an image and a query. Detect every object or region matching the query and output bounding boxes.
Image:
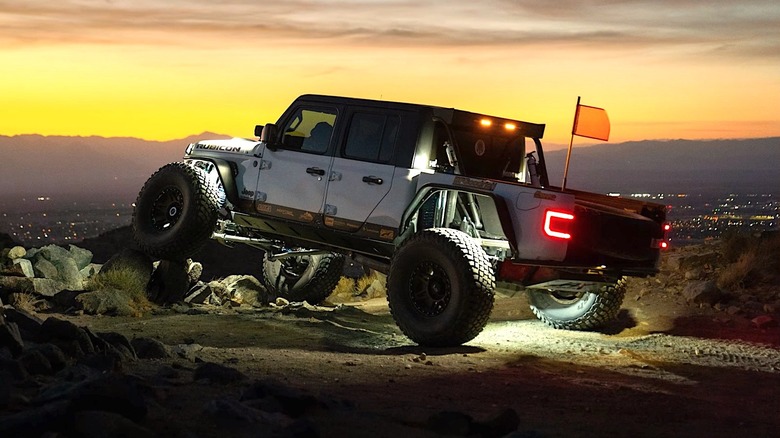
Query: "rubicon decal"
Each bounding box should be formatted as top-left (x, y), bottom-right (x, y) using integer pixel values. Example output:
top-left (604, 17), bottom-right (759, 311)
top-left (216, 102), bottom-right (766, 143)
top-left (194, 143), bottom-right (243, 153)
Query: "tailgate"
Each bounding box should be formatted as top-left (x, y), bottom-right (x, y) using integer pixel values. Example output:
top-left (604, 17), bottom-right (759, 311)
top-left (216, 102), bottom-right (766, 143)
top-left (569, 199), bottom-right (663, 262)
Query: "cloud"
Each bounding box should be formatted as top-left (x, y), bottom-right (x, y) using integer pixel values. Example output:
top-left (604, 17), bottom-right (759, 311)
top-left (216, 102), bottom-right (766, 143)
top-left (0, 0), bottom-right (778, 60)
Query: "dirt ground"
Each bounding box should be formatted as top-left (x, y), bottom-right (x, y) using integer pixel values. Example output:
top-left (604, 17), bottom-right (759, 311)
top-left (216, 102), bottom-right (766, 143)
top-left (56, 274), bottom-right (780, 438)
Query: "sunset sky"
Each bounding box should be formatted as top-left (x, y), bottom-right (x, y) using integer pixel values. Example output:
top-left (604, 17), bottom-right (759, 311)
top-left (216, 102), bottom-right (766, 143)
top-left (1, 0), bottom-right (778, 148)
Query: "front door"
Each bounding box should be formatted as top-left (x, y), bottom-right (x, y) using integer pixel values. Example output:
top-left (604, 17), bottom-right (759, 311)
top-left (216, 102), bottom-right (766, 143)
top-left (253, 106), bottom-right (338, 224)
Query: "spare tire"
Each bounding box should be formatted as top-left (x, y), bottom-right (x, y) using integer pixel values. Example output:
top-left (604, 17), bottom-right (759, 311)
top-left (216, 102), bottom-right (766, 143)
top-left (528, 279), bottom-right (626, 330)
top-left (132, 162), bottom-right (221, 261)
top-left (262, 252), bottom-right (345, 305)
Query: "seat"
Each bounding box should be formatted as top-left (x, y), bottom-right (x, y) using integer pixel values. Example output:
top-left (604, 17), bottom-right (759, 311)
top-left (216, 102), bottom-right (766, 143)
top-left (302, 122), bottom-right (333, 152)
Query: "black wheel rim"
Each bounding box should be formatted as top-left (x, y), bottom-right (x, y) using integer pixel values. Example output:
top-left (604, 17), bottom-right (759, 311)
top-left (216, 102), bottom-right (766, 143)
top-left (408, 261), bottom-right (451, 317)
top-left (275, 256), bottom-right (311, 292)
top-left (150, 187), bottom-right (184, 232)
top-left (281, 257), bottom-right (310, 280)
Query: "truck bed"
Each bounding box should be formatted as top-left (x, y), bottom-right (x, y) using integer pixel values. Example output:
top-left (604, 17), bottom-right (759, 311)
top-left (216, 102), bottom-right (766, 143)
top-left (559, 188), bottom-right (667, 275)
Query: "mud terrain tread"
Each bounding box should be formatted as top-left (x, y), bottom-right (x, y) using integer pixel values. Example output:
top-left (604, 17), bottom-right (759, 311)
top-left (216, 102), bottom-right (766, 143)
top-left (387, 228), bottom-right (495, 347)
top-left (132, 162), bottom-right (220, 261)
top-left (529, 279), bottom-right (626, 330)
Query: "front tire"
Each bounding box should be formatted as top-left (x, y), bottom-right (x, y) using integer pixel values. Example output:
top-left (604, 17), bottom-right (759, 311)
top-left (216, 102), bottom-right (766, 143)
top-left (132, 162), bottom-right (220, 261)
top-left (387, 228), bottom-right (495, 347)
top-left (527, 279), bottom-right (626, 330)
top-left (261, 252), bottom-right (345, 305)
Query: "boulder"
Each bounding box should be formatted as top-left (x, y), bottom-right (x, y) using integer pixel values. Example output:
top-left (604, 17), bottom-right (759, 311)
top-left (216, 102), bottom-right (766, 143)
top-left (184, 282), bottom-right (222, 305)
top-left (0, 313), bottom-right (24, 357)
top-left (222, 275), bottom-right (271, 306)
top-left (194, 362), bottom-right (248, 384)
top-left (101, 249), bottom-right (153, 286)
top-left (2, 308), bottom-right (44, 340)
top-left (7, 246), bottom-right (26, 260)
top-left (40, 317), bottom-right (95, 357)
top-left (751, 315), bottom-right (777, 329)
top-left (130, 337), bottom-right (172, 359)
top-left (186, 259), bottom-right (203, 288)
top-left (148, 260), bottom-right (189, 304)
top-left (93, 331), bottom-right (137, 362)
top-left (1, 259), bottom-right (34, 278)
top-left (50, 257), bottom-right (84, 291)
top-left (68, 374), bottom-right (149, 422)
top-left (682, 280), bottom-right (724, 305)
top-left (18, 349), bottom-right (53, 375)
top-left (79, 263), bottom-right (102, 280)
top-left (0, 277), bottom-right (62, 297)
top-left (67, 245), bottom-right (93, 270)
top-left (32, 258), bottom-right (59, 280)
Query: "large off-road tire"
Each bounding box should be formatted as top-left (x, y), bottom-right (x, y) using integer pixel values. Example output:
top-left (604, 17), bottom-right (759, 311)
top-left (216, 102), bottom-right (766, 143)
top-left (387, 228), bottom-right (495, 347)
top-left (262, 252), bottom-right (345, 305)
top-left (132, 162), bottom-right (220, 261)
top-left (527, 279), bottom-right (626, 330)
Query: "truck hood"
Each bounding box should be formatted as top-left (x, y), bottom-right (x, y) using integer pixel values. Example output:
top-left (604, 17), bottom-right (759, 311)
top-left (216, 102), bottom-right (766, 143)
top-left (188, 137), bottom-right (259, 156)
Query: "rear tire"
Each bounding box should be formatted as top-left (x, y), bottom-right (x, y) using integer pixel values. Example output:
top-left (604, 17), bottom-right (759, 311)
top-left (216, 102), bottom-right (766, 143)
top-left (132, 162), bottom-right (220, 260)
top-left (527, 279), bottom-right (626, 330)
top-left (387, 228), bottom-right (495, 347)
top-left (262, 252), bottom-right (345, 305)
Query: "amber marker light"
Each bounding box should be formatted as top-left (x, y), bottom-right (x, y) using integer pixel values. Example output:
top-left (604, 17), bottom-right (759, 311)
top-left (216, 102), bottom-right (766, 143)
top-left (480, 118), bottom-right (492, 127)
top-left (504, 122), bottom-right (516, 131)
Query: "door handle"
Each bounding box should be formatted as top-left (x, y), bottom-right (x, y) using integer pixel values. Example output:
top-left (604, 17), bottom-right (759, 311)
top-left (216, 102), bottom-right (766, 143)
top-left (306, 167), bottom-right (326, 176)
top-left (362, 176), bottom-right (384, 185)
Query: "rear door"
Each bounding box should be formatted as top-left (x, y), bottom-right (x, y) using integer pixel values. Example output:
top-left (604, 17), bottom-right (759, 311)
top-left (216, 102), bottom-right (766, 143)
top-left (322, 108), bottom-right (399, 234)
top-left (253, 105), bottom-right (338, 223)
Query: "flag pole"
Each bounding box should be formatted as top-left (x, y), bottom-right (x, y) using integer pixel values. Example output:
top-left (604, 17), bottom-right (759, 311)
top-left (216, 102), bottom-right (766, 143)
top-left (562, 96), bottom-right (580, 191)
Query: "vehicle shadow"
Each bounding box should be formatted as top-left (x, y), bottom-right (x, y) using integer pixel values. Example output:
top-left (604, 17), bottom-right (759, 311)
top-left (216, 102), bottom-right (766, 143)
top-left (597, 309), bottom-right (639, 335)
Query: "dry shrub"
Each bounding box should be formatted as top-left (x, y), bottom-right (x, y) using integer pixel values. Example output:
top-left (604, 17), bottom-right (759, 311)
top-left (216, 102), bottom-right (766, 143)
top-left (84, 266), bottom-right (151, 315)
top-left (720, 231), bottom-right (759, 264)
top-left (8, 292), bottom-right (38, 313)
top-left (328, 270), bottom-right (387, 303)
top-left (355, 274), bottom-right (375, 294)
top-left (331, 277), bottom-right (357, 297)
top-left (717, 251), bottom-right (758, 290)
top-left (717, 231), bottom-right (780, 290)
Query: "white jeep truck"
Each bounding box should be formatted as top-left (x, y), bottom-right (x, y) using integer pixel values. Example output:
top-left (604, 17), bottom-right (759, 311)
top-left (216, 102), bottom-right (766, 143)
top-left (132, 94), bottom-right (668, 347)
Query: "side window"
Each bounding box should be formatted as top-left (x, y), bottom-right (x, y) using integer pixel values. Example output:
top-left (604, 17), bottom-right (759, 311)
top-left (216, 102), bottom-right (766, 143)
top-left (281, 108), bottom-right (337, 154)
top-left (343, 113), bottom-right (400, 163)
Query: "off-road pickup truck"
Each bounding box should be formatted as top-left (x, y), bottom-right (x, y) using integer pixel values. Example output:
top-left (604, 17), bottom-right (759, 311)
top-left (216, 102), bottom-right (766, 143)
top-left (132, 94), bottom-right (668, 347)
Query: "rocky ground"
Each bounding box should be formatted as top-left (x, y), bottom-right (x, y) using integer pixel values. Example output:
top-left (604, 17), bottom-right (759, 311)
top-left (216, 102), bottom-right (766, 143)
top-left (1, 233), bottom-right (779, 437)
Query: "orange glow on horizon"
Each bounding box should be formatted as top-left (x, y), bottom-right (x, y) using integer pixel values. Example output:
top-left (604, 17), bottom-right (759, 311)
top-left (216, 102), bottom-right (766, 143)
top-left (1, 3), bottom-right (779, 147)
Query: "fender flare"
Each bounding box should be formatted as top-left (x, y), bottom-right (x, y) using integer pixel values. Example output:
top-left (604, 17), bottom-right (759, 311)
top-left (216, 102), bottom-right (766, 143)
top-left (186, 158), bottom-right (239, 206)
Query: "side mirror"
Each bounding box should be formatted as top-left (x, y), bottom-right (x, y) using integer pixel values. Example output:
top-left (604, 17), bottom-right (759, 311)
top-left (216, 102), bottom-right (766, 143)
top-left (257, 123), bottom-right (279, 151)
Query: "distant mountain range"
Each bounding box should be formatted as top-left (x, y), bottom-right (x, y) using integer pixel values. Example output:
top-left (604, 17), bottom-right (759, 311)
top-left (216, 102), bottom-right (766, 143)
top-left (1, 134), bottom-right (778, 202)
top-left (543, 137), bottom-right (780, 194)
top-left (0, 133), bottom-right (229, 202)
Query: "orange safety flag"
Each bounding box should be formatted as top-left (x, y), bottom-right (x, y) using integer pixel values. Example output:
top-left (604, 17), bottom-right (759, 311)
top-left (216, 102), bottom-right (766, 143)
top-left (572, 103), bottom-right (610, 141)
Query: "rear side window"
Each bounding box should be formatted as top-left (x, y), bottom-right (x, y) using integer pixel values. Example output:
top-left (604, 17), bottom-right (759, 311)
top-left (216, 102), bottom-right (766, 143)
top-left (343, 113), bottom-right (399, 163)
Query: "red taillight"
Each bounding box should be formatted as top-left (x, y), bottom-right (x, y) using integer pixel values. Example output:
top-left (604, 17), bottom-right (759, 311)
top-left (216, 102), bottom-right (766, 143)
top-left (655, 222), bottom-right (671, 249)
top-left (544, 210), bottom-right (574, 240)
